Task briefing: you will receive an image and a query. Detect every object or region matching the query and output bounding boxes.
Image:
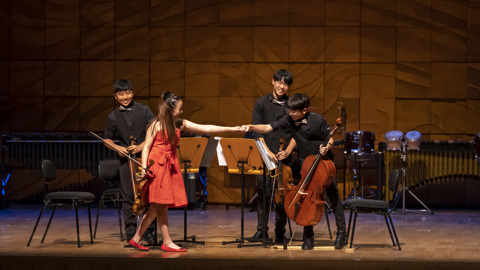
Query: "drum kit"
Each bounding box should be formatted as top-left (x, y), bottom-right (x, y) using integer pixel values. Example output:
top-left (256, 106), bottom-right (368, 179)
top-left (344, 131), bottom-right (377, 199)
top-left (344, 129), bottom-right (433, 214)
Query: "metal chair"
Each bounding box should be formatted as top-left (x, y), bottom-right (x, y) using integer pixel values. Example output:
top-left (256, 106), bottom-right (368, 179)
top-left (343, 169), bottom-right (401, 250)
top-left (94, 159), bottom-right (124, 241)
top-left (27, 160), bottom-right (95, 248)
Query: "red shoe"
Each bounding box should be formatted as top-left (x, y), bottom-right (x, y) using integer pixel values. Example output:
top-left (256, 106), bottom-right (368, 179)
top-left (129, 239), bottom-right (150, 251)
top-left (161, 244), bottom-right (187, 252)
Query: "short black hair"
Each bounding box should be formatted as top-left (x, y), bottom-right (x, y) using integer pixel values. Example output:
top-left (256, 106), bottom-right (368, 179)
top-left (273, 69), bottom-right (293, 86)
top-left (286, 94), bottom-right (310, 111)
top-left (113, 79), bottom-right (133, 93)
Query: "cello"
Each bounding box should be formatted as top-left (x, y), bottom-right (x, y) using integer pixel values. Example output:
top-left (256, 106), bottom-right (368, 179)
top-left (284, 118), bottom-right (342, 226)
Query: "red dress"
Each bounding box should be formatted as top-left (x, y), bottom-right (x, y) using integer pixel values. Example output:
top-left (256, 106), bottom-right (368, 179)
top-left (147, 129), bottom-right (187, 208)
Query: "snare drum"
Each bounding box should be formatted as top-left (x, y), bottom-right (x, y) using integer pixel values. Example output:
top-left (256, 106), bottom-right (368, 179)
top-left (406, 131), bottom-right (421, 151)
top-left (385, 130), bottom-right (403, 151)
top-left (344, 131), bottom-right (375, 160)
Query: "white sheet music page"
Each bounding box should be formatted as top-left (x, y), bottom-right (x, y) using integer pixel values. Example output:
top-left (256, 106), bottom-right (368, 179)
top-left (215, 137), bottom-right (227, 166)
top-left (255, 139), bottom-right (277, 171)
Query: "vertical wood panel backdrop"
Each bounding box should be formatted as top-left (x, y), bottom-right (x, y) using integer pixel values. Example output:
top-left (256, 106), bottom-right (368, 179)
top-left (1, 0), bottom-right (480, 203)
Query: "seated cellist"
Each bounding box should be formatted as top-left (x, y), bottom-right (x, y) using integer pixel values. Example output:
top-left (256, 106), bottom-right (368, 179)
top-left (244, 93), bottom-right (347, 250)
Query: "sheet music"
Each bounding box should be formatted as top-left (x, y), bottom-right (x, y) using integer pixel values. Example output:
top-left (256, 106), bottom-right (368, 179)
top-left (255, 139), bottom-right (277, 171)
top-left (215, 137), bottom-right (227, 166)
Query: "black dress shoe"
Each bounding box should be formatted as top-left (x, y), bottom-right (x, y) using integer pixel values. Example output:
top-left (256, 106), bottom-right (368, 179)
top-left (334, 230), bottom-right (347, 249)
top-left (302, 238), bottom-right (314, 250)
top-left (247, 230), bottom-right (268, 242)
top-left (142, 231), bottom-right (156, 245)
top-left (275, 234), bottom-right (286, 244)
top-left (124, 234), bottom-right (135, 247)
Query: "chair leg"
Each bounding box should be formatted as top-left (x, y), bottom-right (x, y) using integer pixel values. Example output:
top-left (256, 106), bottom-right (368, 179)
top-left (117, 200), bottom-right (124, 241)
top-left (383, 214), bottom-right (396, 247)
top-left (88, 203), bottom-right (93, 244)
top-left (93, 198), bottom-right (103, 239)
top-left (75, 200), bottom-right (81, 248)
top-left (346, 209), bottom-right (353, 245)
top-left (41, 204), bottom-right (57, 244)
top-left (27, 203), bottom-right (47, 246)
top-left (349, 210), bottom-right (358, 248)
top-left (324, 205), bottom-right (332, 239)
top-left (387, 213), bottom-right (401, 250)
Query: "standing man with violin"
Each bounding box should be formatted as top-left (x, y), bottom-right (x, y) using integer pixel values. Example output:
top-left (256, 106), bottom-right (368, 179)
top-left (104, 79), bottom-right (156, 246)
top-left (245, 93), bottom-right (347, 250)
top-left (247, 69), bottom-right (296, 243)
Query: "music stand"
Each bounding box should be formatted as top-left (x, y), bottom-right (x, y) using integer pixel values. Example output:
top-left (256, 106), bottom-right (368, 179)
top-left (173, 137), bottom-right (208, 245)
top-left (219, 138), bottom-right (266, 248)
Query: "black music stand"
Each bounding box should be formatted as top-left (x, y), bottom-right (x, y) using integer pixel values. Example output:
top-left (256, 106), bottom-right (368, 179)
top-left (173, 137), bottom-right (208, 245)
top-left (219, 138), bottom-right (267, 248)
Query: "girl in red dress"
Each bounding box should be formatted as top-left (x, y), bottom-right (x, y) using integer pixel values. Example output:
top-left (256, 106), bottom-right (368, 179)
top-left (129, 91), bottom-right (244, 251)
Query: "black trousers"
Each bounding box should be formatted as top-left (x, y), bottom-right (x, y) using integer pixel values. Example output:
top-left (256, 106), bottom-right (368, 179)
top-left (255, 174), bottom-right (288, 238)
top-left (119, 160), bottom-right (155, 240)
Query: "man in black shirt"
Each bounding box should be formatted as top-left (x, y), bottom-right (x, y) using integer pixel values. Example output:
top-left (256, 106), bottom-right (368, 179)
top-left (245, 93), bottom-right (347, 250)
top-left (247, 69), bottom-right (296, 243)
top-left (104, 79), bottom-right (155, 245)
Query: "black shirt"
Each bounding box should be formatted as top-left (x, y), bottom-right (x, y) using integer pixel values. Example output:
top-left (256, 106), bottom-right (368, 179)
top-left (251, 93), bottom-right (291, 152)
top-left (270, 112), bottom-right (332, 159)
top-left (104, 101), bottom-right (155, 147)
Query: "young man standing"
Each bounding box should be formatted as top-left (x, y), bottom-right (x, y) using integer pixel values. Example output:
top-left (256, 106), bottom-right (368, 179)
top-left (247, 69), bottom-right (296, 243)
top-left (245, 93), bottom-right (347, 250)
top-left (104, 79), bottom-right (155, 245)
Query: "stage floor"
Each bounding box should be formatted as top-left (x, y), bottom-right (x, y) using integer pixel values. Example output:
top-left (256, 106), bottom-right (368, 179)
top-left (1, 203), bottom-right (480, 270)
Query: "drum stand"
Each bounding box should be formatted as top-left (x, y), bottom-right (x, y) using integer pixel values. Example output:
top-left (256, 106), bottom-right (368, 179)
top-left (393, 141), bottom-right (433, 214)
top-left (348, 153), bottom-right (376, 199)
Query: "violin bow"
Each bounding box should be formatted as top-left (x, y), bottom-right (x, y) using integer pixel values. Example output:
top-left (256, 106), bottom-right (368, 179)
top-left (89, 131), bottom-right (149, 172)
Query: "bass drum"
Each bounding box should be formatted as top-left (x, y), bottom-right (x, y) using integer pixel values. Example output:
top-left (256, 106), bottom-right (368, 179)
top-left (344, 131), bottom-right (375, 161)
top-left (406, 131), bottom-right (421, 151)
top-left (385, 130), bottom-right (403, 151)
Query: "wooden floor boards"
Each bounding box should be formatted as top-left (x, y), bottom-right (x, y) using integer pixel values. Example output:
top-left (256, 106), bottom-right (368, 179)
top-left (1, 204), bottom-right (480, 270)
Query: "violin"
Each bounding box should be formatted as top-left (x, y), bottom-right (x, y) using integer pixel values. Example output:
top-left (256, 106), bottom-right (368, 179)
top-left (132, 159), bottom-right (155, 216)
top-left (89, 131), bottom-right (154, 216)
top-left (274, 138), bottom-right (294, 205)
top-left (128, 135), bottom-right (152, 216)
top-left (284, 118), bottom-right (342, 226)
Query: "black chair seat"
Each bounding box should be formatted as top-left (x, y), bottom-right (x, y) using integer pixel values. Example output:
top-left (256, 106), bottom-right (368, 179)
top-left (101, 188), bottom-right (122, 198)
top-left (45, 192), bottom-right (95, 202)
top-left (343, 198), bottom-right (389, 210)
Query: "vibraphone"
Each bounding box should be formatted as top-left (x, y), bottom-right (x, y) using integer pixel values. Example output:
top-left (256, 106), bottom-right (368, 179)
top-left (2, 133), bottom-right (118, 176)
top-left (383, 141), bottom-right (480, 201)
